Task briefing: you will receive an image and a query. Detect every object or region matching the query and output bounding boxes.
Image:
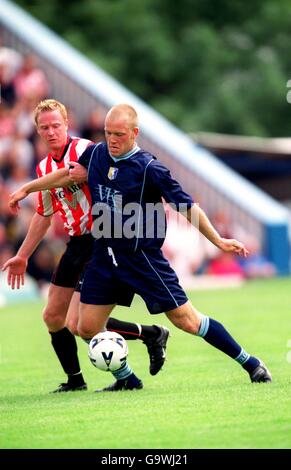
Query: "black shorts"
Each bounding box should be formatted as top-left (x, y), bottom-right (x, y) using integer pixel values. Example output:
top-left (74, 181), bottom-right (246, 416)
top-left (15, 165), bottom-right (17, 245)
top-left (51, 234), bottom-right (94, 290)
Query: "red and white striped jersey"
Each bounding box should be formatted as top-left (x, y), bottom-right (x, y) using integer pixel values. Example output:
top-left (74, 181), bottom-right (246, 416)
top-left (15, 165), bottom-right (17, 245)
top-left (36, 137), bottom-right (93, 236)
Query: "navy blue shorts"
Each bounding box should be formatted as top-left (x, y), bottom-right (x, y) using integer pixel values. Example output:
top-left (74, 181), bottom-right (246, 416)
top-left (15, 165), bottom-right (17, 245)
top-left (51, 234), bottom-right (94, 290)
top-left (80, 244), bottom-right (188, 314)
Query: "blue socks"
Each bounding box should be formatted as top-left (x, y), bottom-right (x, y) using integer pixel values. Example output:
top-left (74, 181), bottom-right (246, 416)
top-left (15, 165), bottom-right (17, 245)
top-left (197, 315), bottom-right (260, 373)
top-left (112, 362), bottom-right (141, 386)
top-left (112, 362), bottom-right (133, 380)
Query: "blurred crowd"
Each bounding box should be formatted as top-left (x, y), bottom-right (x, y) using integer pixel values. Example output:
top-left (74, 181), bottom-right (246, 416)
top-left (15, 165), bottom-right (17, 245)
top-left (0, 40), bottom-right (105, 290)
top-left (0, 40), bottom-right (276, 291)
top-left (163, 207), bottom-right (277, 285)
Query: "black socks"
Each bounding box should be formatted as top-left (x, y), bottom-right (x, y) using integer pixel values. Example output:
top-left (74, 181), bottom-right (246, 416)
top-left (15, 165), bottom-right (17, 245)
top-left (50, 327), bottom-right (85, 386)
top-left (107, 317), bottom-right (158, 341)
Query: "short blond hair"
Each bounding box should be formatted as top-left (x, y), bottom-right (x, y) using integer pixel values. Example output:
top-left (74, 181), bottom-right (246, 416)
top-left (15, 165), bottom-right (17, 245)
top-left (34, 99), bottom-right (68, 125)
top-left (106, 104), bottom-right (138, 129)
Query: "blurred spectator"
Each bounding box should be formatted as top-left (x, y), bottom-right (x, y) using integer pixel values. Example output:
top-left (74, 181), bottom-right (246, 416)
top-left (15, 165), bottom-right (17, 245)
top-left (0, 36), bottom-right (23, 82)
top-left (26, 240), bottom-right (56, 289)
top-left (162, 205), bottom-right (204, 281)
top-left (0, 174), bottom-right (11, 218)
top-left (0, 191), bottom-right (15, 269)
top-left (7, 131), bottom-right (35, 173)
top-left (0, 220), bottom-right (7, 250)
top-left (0, 44), bottom-right (57, 289)
top-left (67, 106), bottom-right (81, 137)
top-left (5, 164), bottom-right (35, 209)
top-left (206, 251), bottom-right (245, 279)
top-left (210, 210), bottom-right (232, 238)
top-left (204, 210), bottom-right (245, 279)
top-left (33, 134), bottom-right (49, 167)
top-left (81, 106), bottom-right (105, 142)
top-left (13, 53), bottom-right (50, 101)
top-left (0, 62), bottom-right (16, 107)
top-left (0, 102), bottom-right (16, 139)
top-left (238, 236), bottom-right (277, 278)
top-left (0, 242), bottom-right (14, 272)
top-left (14, 94), bottom-right (39, 141)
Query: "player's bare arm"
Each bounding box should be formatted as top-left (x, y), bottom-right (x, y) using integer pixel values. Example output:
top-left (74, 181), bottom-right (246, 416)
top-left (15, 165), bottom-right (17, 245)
top-left (185, 204), bottom-right (249, 257)
top-left (9, 165), bottom-right (88, 212)
top-left (2, 213), bottom-right (52, 288)
top-left (8, 167), bottom-right (71, 212)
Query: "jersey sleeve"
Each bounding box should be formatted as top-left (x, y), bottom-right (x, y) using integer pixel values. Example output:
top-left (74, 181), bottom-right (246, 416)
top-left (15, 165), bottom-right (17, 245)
top-left (35, 165), bottom-right (59, 217)
top-left (78, 144), bottom-right (97, 169)
top-left (147, 159), bottom-right (194, 210)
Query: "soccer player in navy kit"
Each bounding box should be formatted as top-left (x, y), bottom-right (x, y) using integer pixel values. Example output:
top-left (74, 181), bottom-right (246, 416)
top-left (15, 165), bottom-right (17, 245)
top-left (3, 100), bottom-right (169, 393)
top-left (71, 103), bottom-right (272, 391)
top-left (8, 102), bottom-right (272, 391)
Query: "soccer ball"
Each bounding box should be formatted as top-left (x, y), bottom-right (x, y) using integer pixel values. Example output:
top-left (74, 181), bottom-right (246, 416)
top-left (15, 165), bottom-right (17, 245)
top-left (88, 331), bottom-right (128, 372)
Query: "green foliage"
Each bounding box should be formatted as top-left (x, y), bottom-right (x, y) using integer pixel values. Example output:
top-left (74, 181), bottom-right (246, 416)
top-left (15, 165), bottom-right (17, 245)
top-left (14, 0), bottom-right (291, 136)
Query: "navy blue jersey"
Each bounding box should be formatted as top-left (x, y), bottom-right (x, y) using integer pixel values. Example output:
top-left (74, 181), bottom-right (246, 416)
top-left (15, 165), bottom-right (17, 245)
top-left (78, 142), bottom-right (193, 251)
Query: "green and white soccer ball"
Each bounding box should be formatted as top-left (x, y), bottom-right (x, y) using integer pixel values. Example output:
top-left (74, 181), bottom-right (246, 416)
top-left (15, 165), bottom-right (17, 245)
top-left (88, 331), bottom-right (128, 372)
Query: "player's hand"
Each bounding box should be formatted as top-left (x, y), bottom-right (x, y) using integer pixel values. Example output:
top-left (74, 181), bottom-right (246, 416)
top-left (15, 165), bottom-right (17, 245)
top-left (218, 238), bottom-right (249, 257)
top-left (68, 162), bottom-right (88, 183)
top-left (9, 188), bottom-right (29, 214)
top-left (1, 255), bottom-right (28, 289)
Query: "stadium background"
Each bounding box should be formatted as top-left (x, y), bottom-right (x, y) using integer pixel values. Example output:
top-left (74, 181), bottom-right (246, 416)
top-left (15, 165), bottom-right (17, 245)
top-left (1, 0), bottom-right (290, 299)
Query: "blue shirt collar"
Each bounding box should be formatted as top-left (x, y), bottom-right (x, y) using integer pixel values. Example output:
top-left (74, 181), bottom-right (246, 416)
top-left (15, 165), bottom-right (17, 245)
top-left (109, 144), bottom-right (140, 162)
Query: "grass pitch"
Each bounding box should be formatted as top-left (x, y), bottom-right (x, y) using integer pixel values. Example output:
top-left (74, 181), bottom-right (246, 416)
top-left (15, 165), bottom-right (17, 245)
top-left (0, 278), bottom-right (290, 449)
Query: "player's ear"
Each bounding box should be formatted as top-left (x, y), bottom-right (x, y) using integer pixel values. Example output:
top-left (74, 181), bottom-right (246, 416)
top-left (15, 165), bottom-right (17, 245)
top-left (133, 127), bottom-right (139, 137)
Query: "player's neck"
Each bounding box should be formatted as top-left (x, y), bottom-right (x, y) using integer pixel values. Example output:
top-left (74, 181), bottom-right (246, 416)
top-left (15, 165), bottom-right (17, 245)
top-left (49, 135), bottom-right (71, 159)
top-left (109, 143), bottom-right (139, 162)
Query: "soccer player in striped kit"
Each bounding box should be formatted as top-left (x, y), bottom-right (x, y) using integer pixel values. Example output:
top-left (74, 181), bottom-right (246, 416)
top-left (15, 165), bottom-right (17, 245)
top-left (3, 99), bottom-right (169, 392)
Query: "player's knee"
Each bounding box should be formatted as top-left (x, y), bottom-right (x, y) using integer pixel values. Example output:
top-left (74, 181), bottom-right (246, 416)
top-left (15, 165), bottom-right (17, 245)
top-left (77, 321), bottom-right (100, 340)
top-left (43, 306), bottom-right (65, 330)
top-left (174, 317), bottom-right (200, 334)
top-left (66, 320), bottom-right (79, 336)
top-left (167, 307), bottom-right (201, 334)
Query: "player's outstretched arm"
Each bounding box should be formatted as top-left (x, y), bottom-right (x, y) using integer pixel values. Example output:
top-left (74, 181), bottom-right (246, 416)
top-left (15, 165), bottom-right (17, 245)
top-left (9, 168), bottom-right (71, 212)
top-left (1, 255), bottom-right (27, 289)
top-left (9, 165), bottom-right (88, 212)
top-left (2, 213), bottom-right (52, 289)
top-left (185, 204), bottom-right (249, 257)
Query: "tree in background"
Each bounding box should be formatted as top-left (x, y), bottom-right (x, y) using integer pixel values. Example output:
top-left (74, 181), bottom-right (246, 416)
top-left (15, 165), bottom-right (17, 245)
top-left (14, 0), bottom-right (291, 136)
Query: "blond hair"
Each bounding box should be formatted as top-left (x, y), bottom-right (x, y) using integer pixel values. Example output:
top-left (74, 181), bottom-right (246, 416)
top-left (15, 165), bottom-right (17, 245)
top-left (34, 99), bottom-right (68, 125)
top-left (106, 104), bottom-right (138, 129)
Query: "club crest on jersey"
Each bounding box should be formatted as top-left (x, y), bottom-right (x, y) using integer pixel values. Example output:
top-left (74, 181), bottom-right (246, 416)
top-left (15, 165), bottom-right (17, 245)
top-left (108, 167), bottom-right (118, 180)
